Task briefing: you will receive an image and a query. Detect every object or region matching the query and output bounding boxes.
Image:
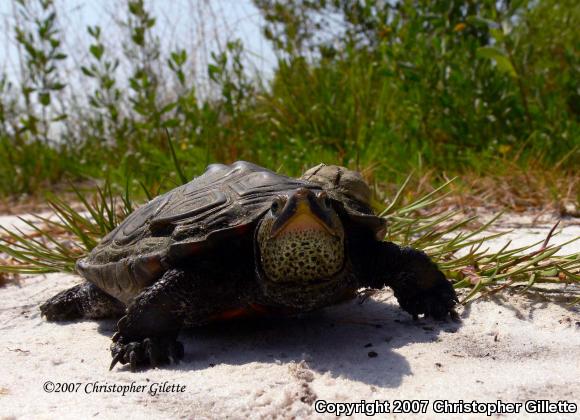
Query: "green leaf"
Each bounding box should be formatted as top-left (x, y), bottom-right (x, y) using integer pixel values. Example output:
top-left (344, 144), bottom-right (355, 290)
top-left (161, 118), bottom-right (179, 128)
top-left (160, 102), bottom-right (177, 114)
top-left (89, 44), bottom-right (104, 60)
top-left (208, 64), bottom-right (220, 81)
top-left (129, 78), bottom-right (140, 91)
top-left (52, 113), bottom-right (67, 122)
top-left (81, 66), bottom-right (95, 77)
top-left (477, 47), bottom-right (517, 78)
top-left (170, 50), bottom-right (187, 66)
top-left (177, 70), bottom-right (185, 85)
top-left (38, 92), bottom-right (51, 106)
top-left (466, 16), bottom-right (498, 29)
top-left (87, 25), bottom-right (101, 39)
top-left (50, 82), bottom-right (66, 91)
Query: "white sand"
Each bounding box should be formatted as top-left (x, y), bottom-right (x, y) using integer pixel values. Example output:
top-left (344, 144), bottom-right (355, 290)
top-left (0, 213), bottom-right (578, 419)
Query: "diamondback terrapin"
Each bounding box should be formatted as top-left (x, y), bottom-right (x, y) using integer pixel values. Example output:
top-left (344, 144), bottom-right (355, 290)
top-left (41, 161), bottom-right (457, 371)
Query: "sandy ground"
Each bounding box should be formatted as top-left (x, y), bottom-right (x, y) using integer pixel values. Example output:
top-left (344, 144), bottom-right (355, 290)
top-left (0, 212), bottom-right (578, 420)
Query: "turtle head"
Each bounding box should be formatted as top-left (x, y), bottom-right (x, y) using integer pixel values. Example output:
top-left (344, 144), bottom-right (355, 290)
top-left (256, 187), bottom-right (347, 308)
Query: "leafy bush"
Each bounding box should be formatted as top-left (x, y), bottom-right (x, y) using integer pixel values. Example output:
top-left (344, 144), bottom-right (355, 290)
top-left (0, 0), bottom-right (577, 197)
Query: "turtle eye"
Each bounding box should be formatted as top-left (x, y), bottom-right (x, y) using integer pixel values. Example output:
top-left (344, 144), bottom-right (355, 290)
top-left (319, 192), bottom-right (331, 209)
top-left (271, 197), bottom-right (284, 215)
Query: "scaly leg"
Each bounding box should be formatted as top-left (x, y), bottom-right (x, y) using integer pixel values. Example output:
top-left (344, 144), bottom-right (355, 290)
top-left (365, 241), bottom-right (458, 320)
top-left (109, 267), bottom-right (245, 371)
top-left (41, 282), bottom-right (125, 321)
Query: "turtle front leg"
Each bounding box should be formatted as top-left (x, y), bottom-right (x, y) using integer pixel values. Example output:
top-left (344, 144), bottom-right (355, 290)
top-left (109, 269), bottom-right (187, 371)
top-left (110, 267), bottom-right (241, 371)
top-left (365, 242), bottom-right (458, 321)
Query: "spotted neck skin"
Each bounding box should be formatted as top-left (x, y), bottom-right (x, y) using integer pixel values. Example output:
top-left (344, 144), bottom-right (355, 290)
top-left (256, 216), bottom-right (345, 284)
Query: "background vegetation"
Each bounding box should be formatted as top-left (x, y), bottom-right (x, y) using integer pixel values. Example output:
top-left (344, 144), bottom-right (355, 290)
top-left (0, 0), bottom-right (577, 203)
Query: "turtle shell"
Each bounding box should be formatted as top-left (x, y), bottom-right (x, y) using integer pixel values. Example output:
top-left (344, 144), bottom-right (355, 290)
top-left (76, 161), bottom-right (385, 303)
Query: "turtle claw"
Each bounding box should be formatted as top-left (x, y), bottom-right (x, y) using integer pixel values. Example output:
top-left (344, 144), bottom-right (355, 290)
top-left (129, 350), bottom-right (139, 372)
top-left (449, 307), bottom-right (460, 323)
top-left (110, 335), bottom-right (184, 371)
top-left (401, 288), bottom-right (458, 321)
top-left (394, 271), bottom-right (459, 322)
top-left (413, 290), bottom-right (458, 321)
top-left (109, 352), bottom-right (122, 371)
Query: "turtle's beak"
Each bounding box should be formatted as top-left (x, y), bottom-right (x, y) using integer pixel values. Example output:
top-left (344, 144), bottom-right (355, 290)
top-left (270, 188), bottom-right (337, 238)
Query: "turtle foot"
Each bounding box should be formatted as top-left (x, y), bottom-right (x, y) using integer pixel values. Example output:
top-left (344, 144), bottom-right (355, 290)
top-left (110, 334), bottom-right (184, 371)
top-left (40, 286), bottom-right (83, 321)
top-left (394, 271), bottom-right (459, 321)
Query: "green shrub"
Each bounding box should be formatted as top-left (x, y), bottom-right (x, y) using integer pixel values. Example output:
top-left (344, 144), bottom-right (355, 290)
top-left (0, 0), bottom-right (577, 197)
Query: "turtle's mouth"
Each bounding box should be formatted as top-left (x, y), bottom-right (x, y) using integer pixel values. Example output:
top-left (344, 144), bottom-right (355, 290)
top-left (271, 211), bottom-right (334, 238)
top-left (269, 190), bottom-right (337, 239)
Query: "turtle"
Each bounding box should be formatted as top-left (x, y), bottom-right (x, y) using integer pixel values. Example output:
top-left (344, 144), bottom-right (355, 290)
top-left (40, 161), bottom-right (458, 371)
